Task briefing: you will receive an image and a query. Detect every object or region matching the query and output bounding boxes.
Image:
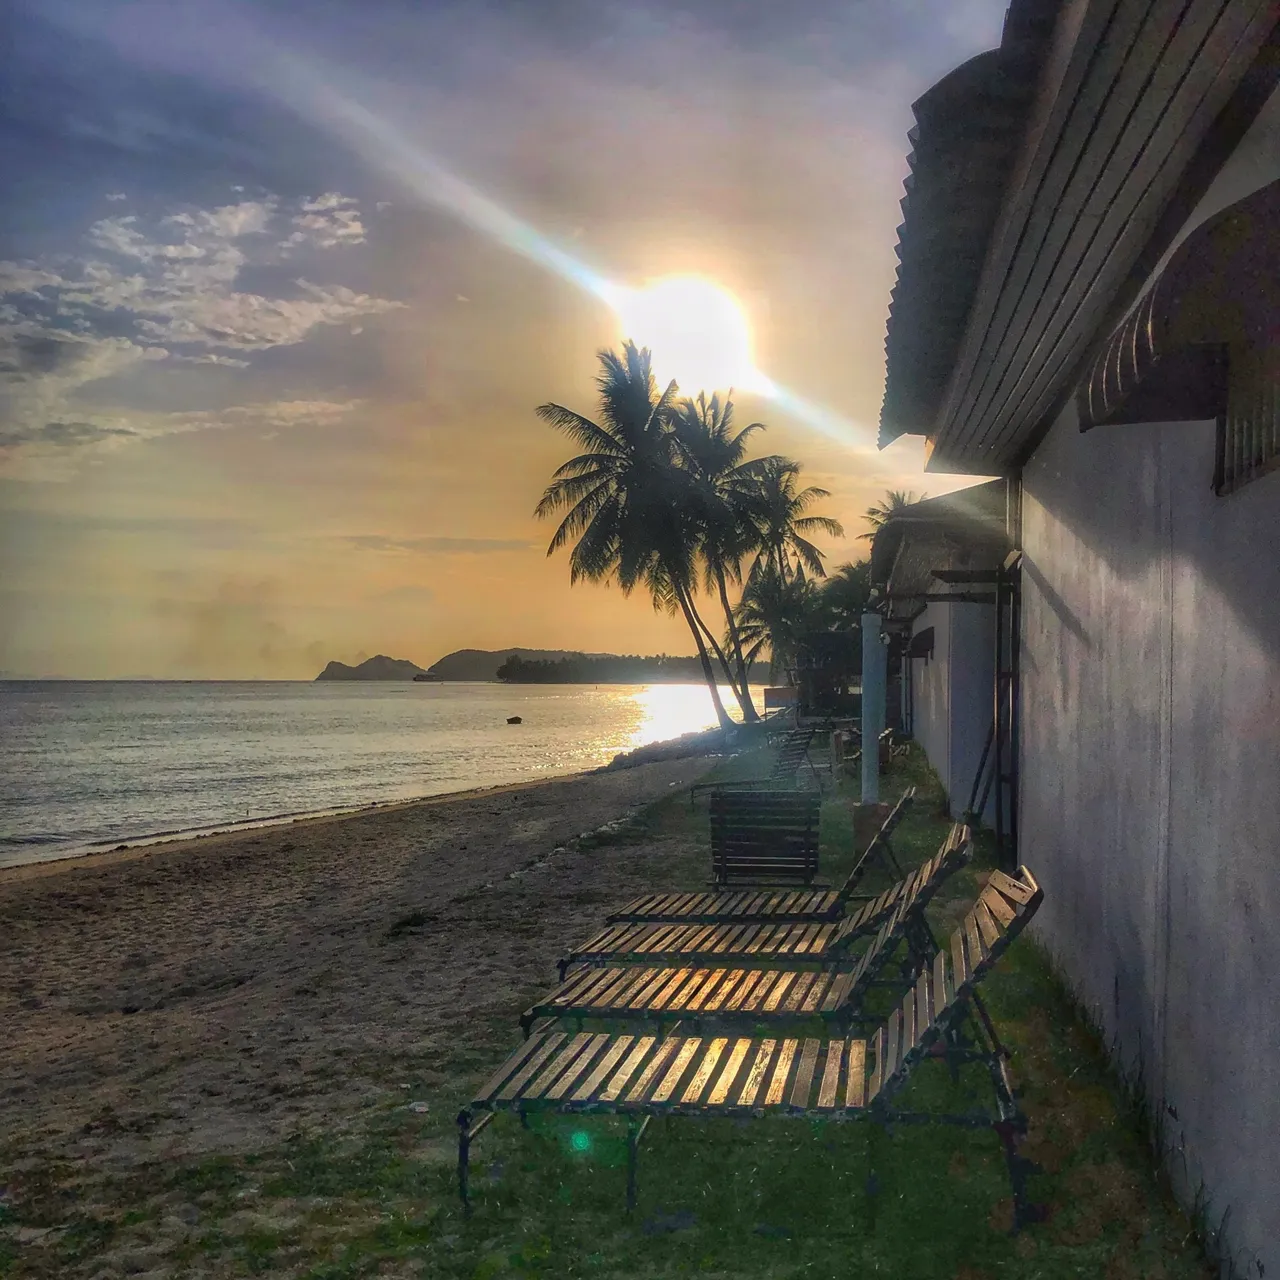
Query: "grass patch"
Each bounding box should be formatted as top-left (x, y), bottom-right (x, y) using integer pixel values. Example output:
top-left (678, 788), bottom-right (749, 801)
top-left (2, 742), bottom-right (1217, 1278)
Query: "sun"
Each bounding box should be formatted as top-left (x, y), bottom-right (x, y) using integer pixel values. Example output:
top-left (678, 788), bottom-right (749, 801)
top-left (610, 275), bottom-right (763, 395)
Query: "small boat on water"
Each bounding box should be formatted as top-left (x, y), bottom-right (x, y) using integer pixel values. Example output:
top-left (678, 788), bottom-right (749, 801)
top-left (507, 716), bottom-right (522, 724)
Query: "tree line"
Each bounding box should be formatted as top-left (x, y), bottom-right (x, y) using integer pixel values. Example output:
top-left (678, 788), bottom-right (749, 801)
top-left (495, 653), bottom-right (771, 684)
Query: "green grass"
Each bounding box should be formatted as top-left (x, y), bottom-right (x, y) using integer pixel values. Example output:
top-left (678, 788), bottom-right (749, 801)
top-left (0, 741), bottom-right (1216, 1279)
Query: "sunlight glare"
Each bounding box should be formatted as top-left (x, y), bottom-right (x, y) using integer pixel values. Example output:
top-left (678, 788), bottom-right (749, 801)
top-left (609, 277), bottom-right (763, 395)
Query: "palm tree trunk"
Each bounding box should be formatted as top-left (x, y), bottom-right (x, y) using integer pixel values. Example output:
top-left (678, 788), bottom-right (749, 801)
top-left (672, 581), bottom-right (734, 731)
top-left (714, 568), bottom-right (759, 721)
top-left (690, 604), bottom-right (750, 715)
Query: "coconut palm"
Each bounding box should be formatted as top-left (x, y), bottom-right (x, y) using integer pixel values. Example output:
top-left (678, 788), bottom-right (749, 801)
top-left (734, 564), bottom-right (823, 680)
top-left (858, 488), bottom-right (926, 539)
top-left (819, 559), bottom-right (873, 628)
top-left (667, 391), bottom-right (781, 722)
top-left (534, 342), bottom-right (734, 729)
top-left (747, 458), bottom-right (845, 585)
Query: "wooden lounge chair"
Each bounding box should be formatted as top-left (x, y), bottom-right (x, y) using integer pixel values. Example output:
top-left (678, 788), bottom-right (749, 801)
top-left (522, 860), bottom-right (950, 1038)
top-left (689, 725), bottom-right (819, 805)
top-left (459, 866), bottom-right (1045, 1229)
top-left (556, 823), bottom-right (971, 981)
top-left (608, 787), bottom-right (917, 925)
top-left (709, 790), bottom-right (822, 886)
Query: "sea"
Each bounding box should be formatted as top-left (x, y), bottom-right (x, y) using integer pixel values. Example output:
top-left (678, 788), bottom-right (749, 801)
top-left (0, 680), bottom-right (761, 869)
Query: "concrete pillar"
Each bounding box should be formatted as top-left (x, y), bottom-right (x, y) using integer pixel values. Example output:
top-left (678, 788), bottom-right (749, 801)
top-left (861, 611), bottom-right (885, 803)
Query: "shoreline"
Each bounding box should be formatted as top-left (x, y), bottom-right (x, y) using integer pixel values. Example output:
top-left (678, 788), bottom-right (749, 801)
top-left (0, 723), bottom-right (741, 878)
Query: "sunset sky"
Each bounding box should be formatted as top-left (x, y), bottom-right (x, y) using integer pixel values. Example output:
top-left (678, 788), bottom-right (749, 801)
top-left (1, 0), bottom-right (1003, 679)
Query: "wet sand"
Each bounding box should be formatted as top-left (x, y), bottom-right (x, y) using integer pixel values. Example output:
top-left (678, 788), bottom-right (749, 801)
top-left (0, 758), bottom-right (714, 1168)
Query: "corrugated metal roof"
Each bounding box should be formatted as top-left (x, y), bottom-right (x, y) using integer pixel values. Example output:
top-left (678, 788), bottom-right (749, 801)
top-left (878, 0), bottom-right (1063, 450)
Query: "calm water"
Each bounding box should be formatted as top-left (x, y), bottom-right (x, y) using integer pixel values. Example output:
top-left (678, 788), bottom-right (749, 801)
top-left (0, 681), bottom-right (758, 867)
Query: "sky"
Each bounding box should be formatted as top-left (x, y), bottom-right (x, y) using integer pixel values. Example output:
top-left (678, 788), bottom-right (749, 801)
top-left (0, 0), bottom-right (1007, 679)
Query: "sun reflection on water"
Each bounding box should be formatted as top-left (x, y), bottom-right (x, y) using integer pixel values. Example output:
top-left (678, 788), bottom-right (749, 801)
top-left (625, 684), bottom-right (763, 749)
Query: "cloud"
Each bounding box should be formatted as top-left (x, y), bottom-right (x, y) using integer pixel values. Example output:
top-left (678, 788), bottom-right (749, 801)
top-left (0, 192), bottom-right (403, 468)
top-left (282, 193), bottom-right (367, 251)
top-left (342, 535), bottom-right (535, 554)
top-left (105, 192), bottom-right (128, 202)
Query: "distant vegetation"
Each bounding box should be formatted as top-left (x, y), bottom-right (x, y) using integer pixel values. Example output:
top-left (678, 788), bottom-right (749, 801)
top-left (496, 652), bottom-right (771, 684)
top-left (315, 655), bottom-right (429, 681)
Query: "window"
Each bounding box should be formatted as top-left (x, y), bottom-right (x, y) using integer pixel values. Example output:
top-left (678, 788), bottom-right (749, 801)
top-left (1215, 344), bottom-right (1280, 494)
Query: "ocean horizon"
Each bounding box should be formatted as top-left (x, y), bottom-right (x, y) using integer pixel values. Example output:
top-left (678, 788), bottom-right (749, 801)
top-left (0, 679), bottom-right (762, 869)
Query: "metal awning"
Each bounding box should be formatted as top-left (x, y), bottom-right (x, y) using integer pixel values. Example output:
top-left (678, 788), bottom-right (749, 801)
top-left (1078, 178), bottom-right (1280, 430)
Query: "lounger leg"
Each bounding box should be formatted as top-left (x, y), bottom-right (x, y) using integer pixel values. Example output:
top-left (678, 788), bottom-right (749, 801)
top-left (557, 957), bottom-right (569, 983)
top-left (457, 1109), bottom-right (472, 1214)
top-left (993, 1119), bottom-right (1045, 1233)
top-left (626, 1116), bottom-right (650, 1213)
top-left (971, 990), bottom-right (1009, 1059)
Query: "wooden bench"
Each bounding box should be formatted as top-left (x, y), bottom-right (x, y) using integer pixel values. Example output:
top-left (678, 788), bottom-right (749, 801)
top-left (608, 787), bottom-right (917, 926)
top-left (459, 865), bottom-right (1045, 1229)
top-left (557, 824), bottom-right (971, 981)
top-left (709, 790), bottom-right (822, 886)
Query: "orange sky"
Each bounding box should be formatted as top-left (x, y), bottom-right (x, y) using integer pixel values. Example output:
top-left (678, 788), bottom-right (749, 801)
top-left (0, 0), bottom-right (1002, 678)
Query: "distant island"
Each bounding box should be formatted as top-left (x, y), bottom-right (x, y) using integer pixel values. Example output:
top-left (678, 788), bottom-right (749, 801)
top-left (315, 655), bottom-right (431, 681)
top-left (314, 648), bottom-right (768, 684)
top-left (496, 653), bottom-right (771, 684)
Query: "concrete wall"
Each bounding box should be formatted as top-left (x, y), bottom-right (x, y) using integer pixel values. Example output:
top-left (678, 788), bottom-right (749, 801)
top-left (1018, 88), bottom-right (1280, 1275)
top-left (1020, 408), bottom-right (1280, 1276)
top-left (907, 600), bottom-right (996, 823)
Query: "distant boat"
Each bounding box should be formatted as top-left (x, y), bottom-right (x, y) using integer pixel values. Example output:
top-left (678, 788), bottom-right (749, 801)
top-left (507, 715), bottom-right (522, 724)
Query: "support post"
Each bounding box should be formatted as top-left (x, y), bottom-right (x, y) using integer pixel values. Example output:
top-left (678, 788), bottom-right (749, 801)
top-left (457, 1109), bottom-right (472, 1214)
top-left (860, 611), bottom-right (885, 805)
top-left (626, 1115), bottom-right (651, 1212)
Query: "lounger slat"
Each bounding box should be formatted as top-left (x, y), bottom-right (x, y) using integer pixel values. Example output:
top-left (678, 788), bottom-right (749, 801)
top-left (916, 969), bottom-right (933, 1039)
top-left (680, 1038), bottom-right (729, 1104)
top-left (901, 987), bottom-right (916, 1057)
top-left (736, 1039), bottom-right (778, 1107)
top-left (707, 1038), bottom-right (753, 1106)
top-left (669, 969), bottom-right (712, 1010)
top-left (762, 971), bottom-right (799, 1012)
top-left (816, 1039), bottom-right (844, 1110)
top-left (650, 1038), bottom-right (703, 1104)
top-left (686, 970), bottom-right (727, 1012)
top-left (987, 867), bottom-right (1037, 904)
top-left (599, 1035), bottom-right (657, 1102)
top-left (789, 1038), bottom-right (822, 1110)
top-left (975, 900), bottom-right (1002, 951)
top-left (474, 1033), bottom-right (561, 1104)
top-left (844, 1040), bottom-right (867, 1110)
top-left (952, 926), bottom-right (971, 990)
top-left (783, 970), bottom-right (818, 1013)
top-left (965, 910), bottom-right (989, 970)
top-left (571, 1035), bottom-right (635, 1102)
top-left (701, 969), bottom-right (746, 1013)
top-left (885, 1009), bottom-right (902, 1084)
top-left (868, 1025), bottom-right (887, 1101)
top-left (933, 947), bottom-right (953, 1010)
top-left (648, 969), bottom-right (693, 1012)
top-left (492, 1033), bottom-right (567, 1103)
top-left (764, 1038), bottom-right (799, 1107)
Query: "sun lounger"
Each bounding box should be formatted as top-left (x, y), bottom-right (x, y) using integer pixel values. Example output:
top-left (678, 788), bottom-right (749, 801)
top-left (689, 725), bottom-right (819, 804)
top-left (708, 790), bottom-right (822, 886)
top-left (608, 787), bottom-right (916, 925)
top-left (522, 857), bottom-right (950, 1038)
top-left (459, 865), bottom-right (1045, 1228)
top-left (557, 823), bottom-right (971, 981)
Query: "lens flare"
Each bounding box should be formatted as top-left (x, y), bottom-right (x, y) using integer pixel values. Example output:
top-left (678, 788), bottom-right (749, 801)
top-left (254, 51), bottom-right (877, 452)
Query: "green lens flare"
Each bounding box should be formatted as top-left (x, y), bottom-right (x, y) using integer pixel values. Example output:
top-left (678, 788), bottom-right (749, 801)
top-left (570, 1130), bottom-right (591, 1153)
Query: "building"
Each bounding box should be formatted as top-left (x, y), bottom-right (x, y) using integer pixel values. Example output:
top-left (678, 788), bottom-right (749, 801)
top-left (876, 1), bottom-right (1280, 1272)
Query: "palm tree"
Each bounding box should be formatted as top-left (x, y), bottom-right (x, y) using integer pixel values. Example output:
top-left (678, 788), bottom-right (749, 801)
top-left (734, 565), bottom-right (822, 680)
top-left (533, 342), bottom-right (734, 730)
top-left (667, 391), bottom-right (780, 723)
top-left (819, 560), bottom-right (872, 628)
top-left (858, 488), bottom-right (926, 539)
top-left (748, 458), bottom-right (845, 584)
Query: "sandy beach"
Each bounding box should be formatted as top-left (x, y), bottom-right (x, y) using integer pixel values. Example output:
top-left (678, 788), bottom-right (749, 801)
top-left (0, 758), bottom-right (715, 1171)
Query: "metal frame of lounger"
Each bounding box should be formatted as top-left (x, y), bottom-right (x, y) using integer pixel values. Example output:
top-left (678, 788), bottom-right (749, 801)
top-left (556, 824), bottom-right (972, 982)
top-left (689, 727), bottom-right (820, 805)
top-left (522, 865), bottom-right (943, 1039)
top-left (607, 787), bottom-right (918, 926)
top-left (459, 866), bottom-right (1045, 1230)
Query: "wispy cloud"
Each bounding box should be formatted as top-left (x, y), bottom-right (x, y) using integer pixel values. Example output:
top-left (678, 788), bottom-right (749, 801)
top-left (0, 192), bottom-right (404, 471)
top-left (342, 535), bottom-right (535, 554)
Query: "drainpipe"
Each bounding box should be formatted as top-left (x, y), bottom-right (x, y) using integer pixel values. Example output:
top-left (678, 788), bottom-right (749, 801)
top-left (861, 611), bottom-right (886, 804)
